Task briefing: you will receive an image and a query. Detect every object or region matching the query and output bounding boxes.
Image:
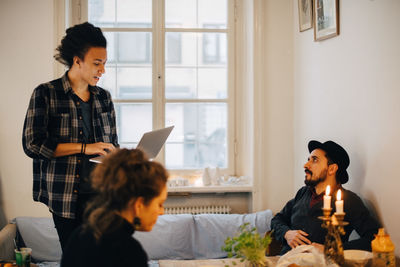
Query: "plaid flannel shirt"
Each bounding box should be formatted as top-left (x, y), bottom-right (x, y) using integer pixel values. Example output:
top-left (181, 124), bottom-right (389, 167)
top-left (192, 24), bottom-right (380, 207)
top-left (22, 73), bottom-right (118, 219)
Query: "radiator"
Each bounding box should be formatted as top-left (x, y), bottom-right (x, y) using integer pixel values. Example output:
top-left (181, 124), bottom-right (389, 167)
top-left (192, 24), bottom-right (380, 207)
top-left (164, 205), bottom-right (231, 215)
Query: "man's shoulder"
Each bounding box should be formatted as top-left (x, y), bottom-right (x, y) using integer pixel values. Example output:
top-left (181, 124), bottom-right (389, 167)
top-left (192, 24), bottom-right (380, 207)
top-left (341, 187), bottom-right (380, 229)
top-left (33, 77), bottom-right (63, 94)
top-left (93, 86), bottom-right (112, 99)
top-left (342, 188), bottom-right (362, 201)
top-left (294, 186), bottom-right (310, 199)
top-left (341, 188), bottom-right (376, 218)
top-left (341, 188), bottom-right (370, 211)
top-left (296, 186), bottom-right (309, 193)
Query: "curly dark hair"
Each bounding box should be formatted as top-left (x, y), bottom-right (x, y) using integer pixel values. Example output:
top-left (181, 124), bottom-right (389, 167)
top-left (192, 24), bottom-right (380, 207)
top-left (54, 22), bottom-right (107, 68)
top-left (84, 148), bottom-right (168, 240)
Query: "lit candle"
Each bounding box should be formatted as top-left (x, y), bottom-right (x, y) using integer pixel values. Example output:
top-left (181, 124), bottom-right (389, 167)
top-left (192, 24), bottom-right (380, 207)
top-left (335, 189), bottom-right (344, 214)
top-left (323, 185), bottom-right (331, 209)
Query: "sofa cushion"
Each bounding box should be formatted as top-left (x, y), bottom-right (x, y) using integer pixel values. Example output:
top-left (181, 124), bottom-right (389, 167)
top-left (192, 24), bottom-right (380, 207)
top-left (134, 210), bottom-right (273, 260)
top-left (134, 214), bottom-right (195, 260)
top-left (192, 209), bottom-right (273, 259)
top-left (15, 217), bottom-right (61, 262)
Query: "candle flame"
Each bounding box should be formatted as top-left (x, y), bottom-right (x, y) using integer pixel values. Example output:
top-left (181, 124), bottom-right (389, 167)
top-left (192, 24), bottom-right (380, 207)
top-left (337, 189), bottom-right (342, 201)
top-left (325, 185), bottom-right (331, 196)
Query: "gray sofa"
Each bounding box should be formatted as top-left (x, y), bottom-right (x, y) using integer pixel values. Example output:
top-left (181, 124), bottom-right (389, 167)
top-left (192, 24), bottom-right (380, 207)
top-left (0, 210), bottom-right (273, 266)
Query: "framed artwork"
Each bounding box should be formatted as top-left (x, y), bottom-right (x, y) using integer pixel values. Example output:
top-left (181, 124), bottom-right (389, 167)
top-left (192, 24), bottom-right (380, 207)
top-left (298, 0), bottom-right (313, 32)
top-left (314, 0), bottom-right (340, 41)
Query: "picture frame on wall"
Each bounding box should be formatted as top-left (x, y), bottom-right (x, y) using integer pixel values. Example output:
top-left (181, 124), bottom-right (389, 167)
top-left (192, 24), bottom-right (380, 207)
top-left (298, 0), bottom-right (313, 32)
top-left (314, 0), bottom-right (340, 41)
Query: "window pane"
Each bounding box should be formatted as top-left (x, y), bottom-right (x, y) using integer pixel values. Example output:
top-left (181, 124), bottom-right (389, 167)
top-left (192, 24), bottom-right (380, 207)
top-left (165, 68), bottom-right (196, 98)
top-left (116, 103), bottom-right (152, 147)
top-left (165, 103), bottom-right (227, 169)
top-left (89, 0), bottom-right (115, 26)
top-left (103, 32), bottom-right (152, 64)
top-left (166, 32), bottom-right (182, 64)
top-left (117, 67), bottom-right (152, 99)
top-left (97, 66), bottom-right (152, 100)
top-left (166, 32), bottom-right (196, 66)
top-left (165, 0), bottom-right (227, 29)
top-left (203, 32), bottom-right (227, 63)
top-left (99, 32), bottom-right (152, 100)
top-left (104, 32), bottom-right (115, 62)
top-left (89, 0), bottom-right (152, 28)
top-left (118, 32), bottom-right (152, 63)
top-left (116, 0), bottom-right (152, 27)
top-left (198, 68), bottom-right (227, 98)
top-left (165, 32), bottom-right (227, 99)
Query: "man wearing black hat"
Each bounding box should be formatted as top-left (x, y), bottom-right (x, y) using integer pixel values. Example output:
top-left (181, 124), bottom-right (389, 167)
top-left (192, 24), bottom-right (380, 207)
top-left (271, 140), bottom-right (379, 255)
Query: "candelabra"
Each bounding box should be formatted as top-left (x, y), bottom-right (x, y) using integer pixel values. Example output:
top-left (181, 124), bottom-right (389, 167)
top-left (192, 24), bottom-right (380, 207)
top-left (319, 208), bottom-right (348, 265)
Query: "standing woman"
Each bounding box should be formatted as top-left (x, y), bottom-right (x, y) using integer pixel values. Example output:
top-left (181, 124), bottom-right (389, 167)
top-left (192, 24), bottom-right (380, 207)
top-left (61, 149), bottom-right (168, 267)
top-left (22, 22), bottom-right (118, 251)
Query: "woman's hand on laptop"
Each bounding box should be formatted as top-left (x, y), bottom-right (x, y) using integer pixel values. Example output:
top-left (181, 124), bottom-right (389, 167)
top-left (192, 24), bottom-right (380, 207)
top-left (85, 142), bottom-right (115, 155)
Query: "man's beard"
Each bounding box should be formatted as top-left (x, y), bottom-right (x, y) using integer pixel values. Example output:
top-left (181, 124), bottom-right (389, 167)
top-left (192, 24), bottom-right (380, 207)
top-left (304, 168), bottom-right (328, 187)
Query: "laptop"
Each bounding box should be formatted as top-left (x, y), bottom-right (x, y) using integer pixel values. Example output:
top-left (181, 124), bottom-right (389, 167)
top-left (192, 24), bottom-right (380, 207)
top-left (89, 125), bottom-right (174, 163)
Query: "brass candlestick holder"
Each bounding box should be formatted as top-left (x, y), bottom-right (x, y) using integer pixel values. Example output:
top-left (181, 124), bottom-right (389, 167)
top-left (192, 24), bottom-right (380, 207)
top-left (318, 208), bottom-right (348, 266)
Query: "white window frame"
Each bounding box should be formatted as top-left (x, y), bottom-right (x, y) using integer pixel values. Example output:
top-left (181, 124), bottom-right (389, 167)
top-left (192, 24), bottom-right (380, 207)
top-left (66, 0), bottom-right (237, 178)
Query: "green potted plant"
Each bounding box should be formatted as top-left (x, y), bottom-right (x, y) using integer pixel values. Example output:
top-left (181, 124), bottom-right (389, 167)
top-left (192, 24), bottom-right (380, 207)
top-left (221, 223), bottom-right (273, 267)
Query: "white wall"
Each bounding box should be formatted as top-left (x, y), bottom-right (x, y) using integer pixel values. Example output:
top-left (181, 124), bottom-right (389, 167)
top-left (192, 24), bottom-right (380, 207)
top-left (0, 0), bottom-right (55, 219)
top-left (250, 0), bottom-right (294, 213)
top-left (293, 0), bottom-right (400, 256)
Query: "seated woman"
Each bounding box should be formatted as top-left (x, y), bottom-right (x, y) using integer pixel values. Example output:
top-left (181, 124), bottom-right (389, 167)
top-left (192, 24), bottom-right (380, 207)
top-left (61, 148), bottom-right (168, 267)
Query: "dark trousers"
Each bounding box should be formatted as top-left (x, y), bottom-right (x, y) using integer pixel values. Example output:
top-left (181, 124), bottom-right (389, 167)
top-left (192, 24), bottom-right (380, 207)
top-left (52, 193), bottom-right (95, 252)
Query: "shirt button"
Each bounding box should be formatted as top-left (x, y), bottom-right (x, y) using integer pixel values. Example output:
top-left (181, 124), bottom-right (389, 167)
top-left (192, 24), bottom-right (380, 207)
top-left (79, 116), bottom-right (83, 120)
top-left (73, 190), bottom-right (78, 193)
top-left (76, 102), bottom-right (80, 105)
top-left (77, 160), bottom-right (81, 163)
top-left (79, 131), bottom-right (83, 135)
top-left (76, 174), bottom-right (80, 178)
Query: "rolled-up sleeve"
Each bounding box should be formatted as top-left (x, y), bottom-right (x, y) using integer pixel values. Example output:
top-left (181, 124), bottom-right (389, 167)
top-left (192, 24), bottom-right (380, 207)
top-left (22, 85), bottom-right (58, 160)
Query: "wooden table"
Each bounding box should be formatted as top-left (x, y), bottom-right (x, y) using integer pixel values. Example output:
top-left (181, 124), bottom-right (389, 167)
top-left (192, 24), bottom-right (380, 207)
top-left (159, 257), bottom-right (280, 267)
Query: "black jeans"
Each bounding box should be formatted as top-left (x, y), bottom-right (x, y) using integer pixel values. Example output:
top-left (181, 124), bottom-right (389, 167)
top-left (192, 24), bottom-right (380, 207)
top-left (52, 193), bottom-right (95, 252)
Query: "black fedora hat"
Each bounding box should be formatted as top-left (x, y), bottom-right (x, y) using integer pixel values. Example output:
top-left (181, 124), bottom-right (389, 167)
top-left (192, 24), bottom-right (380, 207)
top-left (308, 140), bottom-right (350, 184)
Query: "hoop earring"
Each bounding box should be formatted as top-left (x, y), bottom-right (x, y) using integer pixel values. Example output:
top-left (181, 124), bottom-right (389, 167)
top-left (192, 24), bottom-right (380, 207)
top-left (133, 217), bottom-right (141, 230)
